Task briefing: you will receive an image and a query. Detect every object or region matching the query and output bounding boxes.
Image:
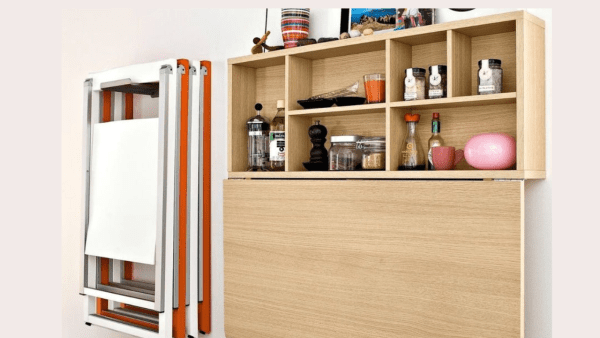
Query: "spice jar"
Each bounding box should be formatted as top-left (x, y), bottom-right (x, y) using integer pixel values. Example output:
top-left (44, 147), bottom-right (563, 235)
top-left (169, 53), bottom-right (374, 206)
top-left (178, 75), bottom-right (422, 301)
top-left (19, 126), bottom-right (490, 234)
top-left (329, 135), bottom-right (362, 171)
top-left (477, 59), bottom-right (503, 95)
top-left (363, 73), bottom-right (386, 103)
top-left (404, 68), bottom-right (426, 101)
top-left (428, 65), bottom-right (447, 99)
top-left (357, 136), bottom-right (386, 170)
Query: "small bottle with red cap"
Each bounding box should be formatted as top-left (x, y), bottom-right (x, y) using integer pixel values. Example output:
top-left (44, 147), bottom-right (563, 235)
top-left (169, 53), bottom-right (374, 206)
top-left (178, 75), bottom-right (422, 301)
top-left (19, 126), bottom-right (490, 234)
top-left (427, 113), bottom-right (444, 170)
top-left (398, 113), bottom-right (426, 170)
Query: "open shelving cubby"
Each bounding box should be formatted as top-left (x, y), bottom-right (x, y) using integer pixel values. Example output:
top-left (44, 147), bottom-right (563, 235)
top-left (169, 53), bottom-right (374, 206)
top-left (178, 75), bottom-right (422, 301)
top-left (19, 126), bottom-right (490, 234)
top-left (228, 11), bottom-right (545, 180)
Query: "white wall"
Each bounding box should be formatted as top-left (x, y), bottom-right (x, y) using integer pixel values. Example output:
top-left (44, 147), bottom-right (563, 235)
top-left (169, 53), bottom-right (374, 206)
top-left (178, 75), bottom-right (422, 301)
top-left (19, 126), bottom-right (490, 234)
top-left (62, 8), bottom-right (552, 338)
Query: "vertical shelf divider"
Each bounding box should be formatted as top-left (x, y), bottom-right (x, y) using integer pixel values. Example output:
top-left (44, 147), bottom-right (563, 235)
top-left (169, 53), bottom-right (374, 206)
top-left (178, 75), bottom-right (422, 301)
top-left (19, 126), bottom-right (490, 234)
top-left (286, 55), bottom-right (313, 171)
top-left (447, 30), bottom-right (472, 98)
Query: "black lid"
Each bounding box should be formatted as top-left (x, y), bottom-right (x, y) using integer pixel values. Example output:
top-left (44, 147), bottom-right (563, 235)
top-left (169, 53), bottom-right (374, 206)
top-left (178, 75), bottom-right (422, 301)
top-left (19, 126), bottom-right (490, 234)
top-left (254, 103), bottom-right (263, 111)
top-left (428, 65), bottom-right (447, 73)
top-left (478, 59), bottom-right (502, 67)
top-left (405, 67), bottom-right (426, 75)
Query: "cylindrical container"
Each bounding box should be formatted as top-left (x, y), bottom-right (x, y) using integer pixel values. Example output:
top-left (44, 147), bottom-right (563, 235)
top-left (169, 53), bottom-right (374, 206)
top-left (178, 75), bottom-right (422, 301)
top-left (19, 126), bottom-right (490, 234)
top-left (281, 8), bottom-right (310, 49)
top-left (363, 74), bottom-right (386, 103)
top-left (246, 104), bottom-right (270, 171)
top-left (477, 59), bottom-right (503, 95)
top-left (329, 135), bottom-right (362, 171)
top-left (428, 65), bottom-right (447, 99)
top-left (404, 68), bottom-right (426, 101)
top-left (357, 136), bottom-right (386, 170)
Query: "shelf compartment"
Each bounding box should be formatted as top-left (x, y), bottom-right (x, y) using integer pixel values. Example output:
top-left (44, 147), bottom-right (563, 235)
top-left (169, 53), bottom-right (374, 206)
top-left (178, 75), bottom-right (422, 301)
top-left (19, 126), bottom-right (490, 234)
top-left (286, 51), bottom-right (386, 112)
top-left (229, 63), bottom-right (285, 172)
top-left (387, 103), bottom-right (517, 171)
top-left (390, 92), bottom-right (516, 109)
top-left (288, 103), bottom-right (386, 117)
top-left (287, 111), bottom-right (386, 172)
top-left (387, 34), bottom-right (448, 103)
top-left (448, 28), bottom-right (517, 97)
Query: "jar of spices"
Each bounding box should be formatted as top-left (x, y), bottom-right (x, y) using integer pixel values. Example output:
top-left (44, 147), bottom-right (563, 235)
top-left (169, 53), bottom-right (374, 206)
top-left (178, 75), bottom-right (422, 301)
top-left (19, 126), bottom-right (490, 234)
top-left (477, 59), bottom-right (503, 95)
top-left (357, 136), bottom-right (386, 170)
top-left (329, 135), bottom-right (362, 171)
top-left (428, 65), bottom-right (447, 99)
top-left (404, 68), bottom-right (426, 101)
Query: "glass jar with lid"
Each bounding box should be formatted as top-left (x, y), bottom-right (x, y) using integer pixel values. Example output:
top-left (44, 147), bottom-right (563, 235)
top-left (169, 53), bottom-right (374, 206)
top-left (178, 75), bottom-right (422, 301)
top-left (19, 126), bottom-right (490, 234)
top-left (329, 135), bottom-right (362, 171)
top-left (428, 65), bottom-right (447, 99)
top-left (357, 136), bottom-right (386, 170)
top-left (477, 59), bottom-right (503, 95)
top-left (404, 67), bottom-right (427, 101)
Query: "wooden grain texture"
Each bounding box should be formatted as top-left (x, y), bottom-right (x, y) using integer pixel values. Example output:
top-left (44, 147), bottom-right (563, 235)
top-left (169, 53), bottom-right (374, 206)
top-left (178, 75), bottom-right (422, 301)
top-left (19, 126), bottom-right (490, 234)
top-left (224, 180), bottom-right (523, 338)
top-left (226, 170), bottom-right (544, 180)
top-left (448, 30), bottom-right (472, 97)
top-left (229, 65), bottom-right (255, 172)
top-left (412, 41), bottom-right (447, 72)
top-left (521, 20), bottom-right (546, 171)
top-left (388, 40), bottom-right (412, 103)
top-left (392, 103), bottom-right (517, 171)
top-left (311, 50), bottom-right (386, 99)
top-left (390, 92), bottom-right (516, 109)
top-left (387, 107), bottom-right (408, 171)
top-left (286, 56), bottom-right (313, 112)
top-left (471, 32), bottom-right (517, 95)
top-left (288, 102), bottom-right (385, 117)
top-left (256, 65), bottom-right (285, 122)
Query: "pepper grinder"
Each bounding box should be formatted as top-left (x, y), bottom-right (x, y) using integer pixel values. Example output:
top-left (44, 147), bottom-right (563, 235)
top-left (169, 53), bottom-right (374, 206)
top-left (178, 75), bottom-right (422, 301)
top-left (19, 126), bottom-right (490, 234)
top-left (303, 120), bottom-right (329, 171)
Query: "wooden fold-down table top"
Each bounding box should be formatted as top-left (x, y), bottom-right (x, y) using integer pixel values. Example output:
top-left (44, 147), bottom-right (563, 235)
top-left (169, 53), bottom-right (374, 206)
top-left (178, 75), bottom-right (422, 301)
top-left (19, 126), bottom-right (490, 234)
top-left (224, 180), bottom-right (523, 338)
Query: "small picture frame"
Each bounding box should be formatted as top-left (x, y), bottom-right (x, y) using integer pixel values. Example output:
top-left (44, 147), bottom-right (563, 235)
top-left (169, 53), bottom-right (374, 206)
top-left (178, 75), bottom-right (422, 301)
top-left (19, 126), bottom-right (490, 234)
top-left (349, 8), bottom-right (397, 34)
top-left (395, 9), bottom-right (435, 30)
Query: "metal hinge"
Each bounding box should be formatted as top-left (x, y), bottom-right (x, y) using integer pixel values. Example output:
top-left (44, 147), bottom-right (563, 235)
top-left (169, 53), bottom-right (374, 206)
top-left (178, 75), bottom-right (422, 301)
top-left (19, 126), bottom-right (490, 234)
top-left (200, 66), bottom-right (208, 76)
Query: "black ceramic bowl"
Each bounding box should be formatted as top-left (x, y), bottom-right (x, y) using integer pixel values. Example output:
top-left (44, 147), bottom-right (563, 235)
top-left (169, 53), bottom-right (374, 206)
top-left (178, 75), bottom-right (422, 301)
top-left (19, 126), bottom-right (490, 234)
top-left (297, 98), bottom-right (335, 109)
top-left (334, 96), bottom-right (367, 106)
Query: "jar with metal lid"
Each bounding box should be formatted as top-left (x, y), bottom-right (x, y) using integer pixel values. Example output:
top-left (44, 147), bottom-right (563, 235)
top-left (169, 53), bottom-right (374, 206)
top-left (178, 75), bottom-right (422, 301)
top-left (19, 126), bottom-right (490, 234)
top-left (477, 59), bottom-right (503, 95)
top-left (329, 135), bottom-right (362, 171)
top-left (404, 68), bottom-right (426, 101)
top-left (428, 65), bottom-right (447, 99)
top-left (357, 136), bottom-right (386, 170)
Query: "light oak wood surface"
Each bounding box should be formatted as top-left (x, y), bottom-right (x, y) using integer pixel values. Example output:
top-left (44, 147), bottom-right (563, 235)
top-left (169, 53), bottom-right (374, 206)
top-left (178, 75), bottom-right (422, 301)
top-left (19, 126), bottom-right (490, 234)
top-left (224, 180), bottom-right (524, 338)
top-left (227, 10), bottom-right (545, 179)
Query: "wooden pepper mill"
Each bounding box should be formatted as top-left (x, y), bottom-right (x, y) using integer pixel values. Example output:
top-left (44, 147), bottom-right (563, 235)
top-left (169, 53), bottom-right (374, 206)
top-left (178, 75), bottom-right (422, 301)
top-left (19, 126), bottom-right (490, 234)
top-left (303, 120), bottom-right (328, 171)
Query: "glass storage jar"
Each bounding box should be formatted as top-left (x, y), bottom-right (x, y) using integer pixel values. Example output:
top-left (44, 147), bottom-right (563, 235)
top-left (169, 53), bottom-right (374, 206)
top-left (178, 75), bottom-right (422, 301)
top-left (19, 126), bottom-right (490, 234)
top-left (363, 73), bottom-right (386, 103)
top-left (477, 59), bottom-right (503, 95)
top-left (428, 65), bottom-right (447, 99)
top-left (404, 68), bottom-right (426, 101)
top-left (329, 135), bottom-right (362, 171)
top-left (357, 136), bottom-right (386, 170)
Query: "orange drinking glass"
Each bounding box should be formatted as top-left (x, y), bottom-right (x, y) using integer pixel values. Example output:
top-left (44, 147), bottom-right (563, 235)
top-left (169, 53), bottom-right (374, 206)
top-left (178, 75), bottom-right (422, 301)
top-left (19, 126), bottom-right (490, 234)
top-left (363, 74), bottom-right (386, 103)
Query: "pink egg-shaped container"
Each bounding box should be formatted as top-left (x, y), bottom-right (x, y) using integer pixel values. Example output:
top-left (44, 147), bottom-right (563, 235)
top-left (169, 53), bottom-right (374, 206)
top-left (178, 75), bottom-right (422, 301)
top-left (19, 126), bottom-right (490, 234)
top-left (464, 133), bottom-right (516, 170)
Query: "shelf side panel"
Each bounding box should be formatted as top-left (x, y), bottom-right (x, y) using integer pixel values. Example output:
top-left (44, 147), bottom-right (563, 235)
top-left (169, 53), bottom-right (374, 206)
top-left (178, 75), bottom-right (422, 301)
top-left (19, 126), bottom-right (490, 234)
top-left (448, 30), bottom-right (472, 98)
top-left (229, 65), bottom-right (256, 172)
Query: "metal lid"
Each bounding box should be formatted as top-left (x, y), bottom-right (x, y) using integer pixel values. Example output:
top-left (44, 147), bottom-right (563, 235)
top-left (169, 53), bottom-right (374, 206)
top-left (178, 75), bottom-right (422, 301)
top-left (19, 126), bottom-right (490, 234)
top-left (331, 135), bottom-right (361, 143)
top-left (406, 67), bottom-right (426, 75)
top-left (478, 59), bottom-right (502, 67)
top-left (357, 136), bottom-right (385, 145)
top-left (428, 65), bottom-right (447, 73)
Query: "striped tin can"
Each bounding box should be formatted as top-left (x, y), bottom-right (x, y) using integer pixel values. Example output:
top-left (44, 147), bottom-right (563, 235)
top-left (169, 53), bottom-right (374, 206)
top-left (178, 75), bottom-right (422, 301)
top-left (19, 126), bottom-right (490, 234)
top-left (281, 8), bottom-right (310, 48)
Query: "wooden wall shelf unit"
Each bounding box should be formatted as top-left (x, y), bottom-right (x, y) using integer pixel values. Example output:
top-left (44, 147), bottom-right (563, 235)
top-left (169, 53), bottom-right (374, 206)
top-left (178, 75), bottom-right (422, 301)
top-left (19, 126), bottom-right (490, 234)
top-left (225, 11), bottom-right (545, 338)
top-left (228, 10), bottom-right (545, 180)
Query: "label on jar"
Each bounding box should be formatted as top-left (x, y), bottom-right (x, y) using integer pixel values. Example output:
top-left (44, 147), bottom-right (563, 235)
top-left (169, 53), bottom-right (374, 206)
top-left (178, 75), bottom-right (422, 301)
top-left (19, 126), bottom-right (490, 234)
top-left (269, 131), bottom-right (285, 161)
top-left (404, 92), bottom-right (417, 100)
top-left (478, 85), bottom-right (495, 92)
top-left (479, 59), bottom-right (492, 81)
top-left (248, 131), bottom-right (263, 136)
top-left (430, 66), bottom-right (441, 86)
top-left (429, 89), bottom-right (443, 97)
top-left (405, 68), bottom-right (415, 88)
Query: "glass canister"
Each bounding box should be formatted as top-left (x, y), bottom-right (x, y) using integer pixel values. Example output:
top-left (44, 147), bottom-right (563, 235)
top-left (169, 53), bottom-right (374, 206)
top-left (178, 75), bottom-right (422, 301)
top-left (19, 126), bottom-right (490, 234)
top-left (404, 68), bottom-right (426, 101)
top-left (357, 136), bottom-right (386, 170)
top-left (477, 59), bottom-right (503, 95)
top-left (329, 135), bottom-right (362, 171)
top-left (428, 65), bottom-right (447, 99)
top-left (363, 73), bottom-right (386, 103)
top-left (246, 103), bottom-right (270, 171)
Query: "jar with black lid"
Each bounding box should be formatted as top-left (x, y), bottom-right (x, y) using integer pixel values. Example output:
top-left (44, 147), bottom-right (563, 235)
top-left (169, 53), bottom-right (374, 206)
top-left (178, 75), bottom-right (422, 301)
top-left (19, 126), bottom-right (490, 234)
top-left (428, 65), bottom-right (447, 99)
top-left (329, 135), bottom-right (362, 171)
top-left (477, 59), bottom-right (503, 95)
top-left (404, 68), bottom-right (426, 101)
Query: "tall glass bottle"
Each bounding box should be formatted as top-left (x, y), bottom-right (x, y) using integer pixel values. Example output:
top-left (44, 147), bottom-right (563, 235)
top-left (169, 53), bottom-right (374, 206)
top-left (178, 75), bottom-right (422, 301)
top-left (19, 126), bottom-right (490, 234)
top-left (427, 112), bottom-right (444, 170)
top-left (246, 103), bottom-right (270, 171)
top-left (398, 113), bottom-right (426, 170)
top-left (268, 100), bottom-right (285, 171)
